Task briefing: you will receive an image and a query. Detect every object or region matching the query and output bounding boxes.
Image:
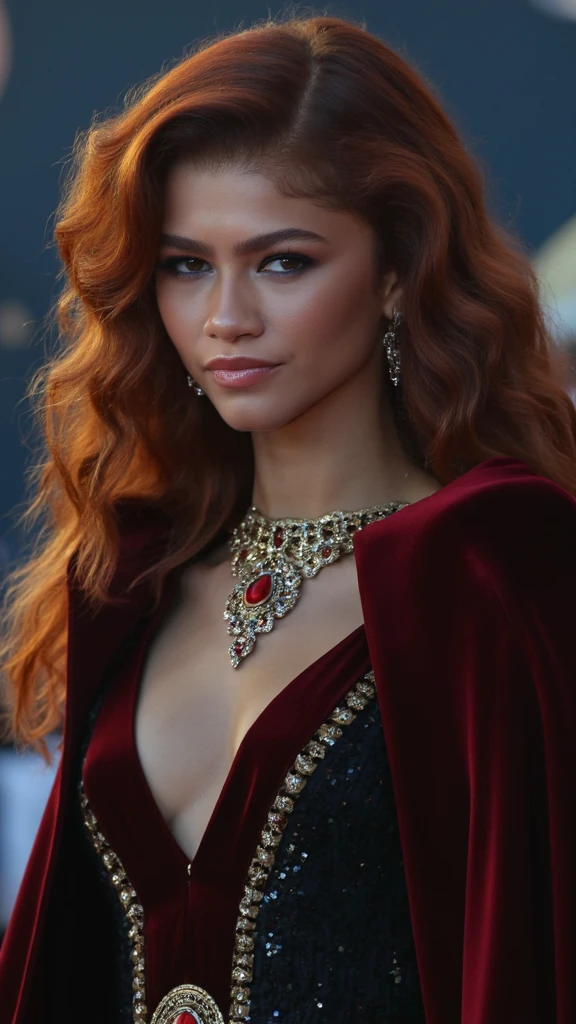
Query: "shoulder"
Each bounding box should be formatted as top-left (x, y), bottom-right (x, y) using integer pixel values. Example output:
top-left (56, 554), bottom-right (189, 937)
top-left (354, 456), bottom-right (576, 595)
top-left (66, 499), bottom-right (174, 597)
top-left (110, 499), bottom-right (175, 591)
top-left (355, 457), bottom-right (576, 717)
top-left (112, 498), bottom-right (173, 549)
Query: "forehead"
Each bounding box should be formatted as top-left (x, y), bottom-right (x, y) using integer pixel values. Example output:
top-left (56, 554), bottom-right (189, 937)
top-left (161, 161), bottom-right (372, 246)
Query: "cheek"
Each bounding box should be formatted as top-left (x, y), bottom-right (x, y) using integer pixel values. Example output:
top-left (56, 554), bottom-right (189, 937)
top-left (155, 281), bottom-right (196, 356)
top-left (289, 277), bottom-right (379, 373)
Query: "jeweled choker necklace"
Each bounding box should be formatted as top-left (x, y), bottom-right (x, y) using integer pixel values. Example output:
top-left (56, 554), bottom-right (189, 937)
top-left (224, 501), bottom-right (410, 667)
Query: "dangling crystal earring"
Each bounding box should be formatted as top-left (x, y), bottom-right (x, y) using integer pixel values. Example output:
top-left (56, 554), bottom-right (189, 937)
top-left (187, 374), bottom-right (205, 396)
top-left (383, 308), bottom-right (402, 386)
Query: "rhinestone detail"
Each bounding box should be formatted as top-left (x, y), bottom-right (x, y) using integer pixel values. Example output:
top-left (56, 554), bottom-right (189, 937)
top-left (228, 669), bottom-right (377, 1021)
top-left (80, 784), bottom-right (147, 1023)
top-left (150, 983), bottom-right (225, 1023)
top-left (225, 504), bottom-right (409, 667)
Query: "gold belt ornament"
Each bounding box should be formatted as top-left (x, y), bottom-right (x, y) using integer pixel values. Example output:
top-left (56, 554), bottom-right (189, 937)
top-left (150, 983), bottom-right (226, 1024)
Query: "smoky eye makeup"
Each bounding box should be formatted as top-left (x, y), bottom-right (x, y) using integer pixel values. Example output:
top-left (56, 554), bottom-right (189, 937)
top-left (155, 252), bottom-right (316, 278)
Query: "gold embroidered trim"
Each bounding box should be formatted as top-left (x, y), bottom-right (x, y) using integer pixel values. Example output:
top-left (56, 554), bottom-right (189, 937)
top-left (80, 784), bottom-right (148, 1021)
top-left (79, 668), bottom-right (377, 1024)
top-left (228, 669), bottom-right (377, 1022)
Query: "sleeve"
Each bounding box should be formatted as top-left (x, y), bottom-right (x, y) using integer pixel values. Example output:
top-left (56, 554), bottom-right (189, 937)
top-left (476, 475), bottom-right (576, 1024)
top-left (354, 463), bottom-right (576, 1024)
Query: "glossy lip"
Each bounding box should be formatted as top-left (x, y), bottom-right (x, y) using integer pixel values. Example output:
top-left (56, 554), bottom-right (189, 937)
top-left (205, 355), bottom-right (281, 370)
top-left (209, 365), bottom-right (280, 389)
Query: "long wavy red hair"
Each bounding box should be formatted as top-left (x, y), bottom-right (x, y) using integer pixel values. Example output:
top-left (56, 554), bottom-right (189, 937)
top-left (2, 11), bottom-right (576, 756)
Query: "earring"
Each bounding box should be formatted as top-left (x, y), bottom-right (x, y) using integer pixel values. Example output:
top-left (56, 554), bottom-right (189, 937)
top-left (187, 374), bottom-right (205, 396)
top-left (383, 308), bottom-right (402, 386)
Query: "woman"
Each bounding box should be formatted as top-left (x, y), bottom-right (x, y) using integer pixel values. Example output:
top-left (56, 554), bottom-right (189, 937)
top-left (1, 12), bottom-right (575, 1024)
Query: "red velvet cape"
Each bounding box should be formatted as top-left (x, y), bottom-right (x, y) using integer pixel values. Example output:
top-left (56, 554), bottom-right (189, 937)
top-left (1, 455), bottom-right (575, 1023)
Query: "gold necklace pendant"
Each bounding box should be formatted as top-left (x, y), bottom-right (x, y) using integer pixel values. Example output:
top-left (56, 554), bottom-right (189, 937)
top-left (224, 502), bottom-right (409, 668)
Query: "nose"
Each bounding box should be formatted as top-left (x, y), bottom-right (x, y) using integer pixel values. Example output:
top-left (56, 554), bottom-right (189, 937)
top-left (203, 271), bottom-right (263, 342)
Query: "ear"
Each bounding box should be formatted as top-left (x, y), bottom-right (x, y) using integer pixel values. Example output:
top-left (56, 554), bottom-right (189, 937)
top-left (380, 270), bottom-right (403, 320)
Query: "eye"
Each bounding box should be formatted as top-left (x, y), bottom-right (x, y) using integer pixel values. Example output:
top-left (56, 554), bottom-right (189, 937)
top-left (156, 252), bottom-right (314, 277)
top-left (261, 253), bottom-right (313, 274)
top-left (156, 256), bottom-right (206, 276)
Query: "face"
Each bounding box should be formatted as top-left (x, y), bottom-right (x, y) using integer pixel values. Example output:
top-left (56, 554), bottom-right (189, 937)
top-left (155, 163), bottom-right (400, 433)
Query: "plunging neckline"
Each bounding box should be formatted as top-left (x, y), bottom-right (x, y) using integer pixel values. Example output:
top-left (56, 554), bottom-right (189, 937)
top-left (129, 612), bottom-right (367, 875)
top-left (83, 569), bottom-right (372, 894)
top-left (81, 555), bottom-right (374, 1015)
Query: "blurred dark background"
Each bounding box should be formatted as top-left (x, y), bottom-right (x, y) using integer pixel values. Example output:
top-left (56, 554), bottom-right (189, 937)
top-left (0, 0), bottom-right (575, 935)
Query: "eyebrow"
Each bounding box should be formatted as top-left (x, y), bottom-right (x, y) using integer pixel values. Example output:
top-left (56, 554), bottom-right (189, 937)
top-left (159, 227), bottom-right (330, 258)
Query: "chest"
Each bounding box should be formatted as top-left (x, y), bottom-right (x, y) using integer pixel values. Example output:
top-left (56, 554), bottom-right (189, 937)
top-left (133, 553), bottom-right (366, 859)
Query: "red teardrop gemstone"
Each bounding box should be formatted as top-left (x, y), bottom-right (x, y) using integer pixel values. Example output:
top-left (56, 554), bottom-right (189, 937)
top-left (170, 1012), bottom-right (200, 1024)
top-left (321, 546), bottom-right (332, 558)
top-left (244, 573), bottom-right (273, 605)
top-left (273, 528), bottom-right (284, 547)
top-left (234, 643), bottom-right (243, 655)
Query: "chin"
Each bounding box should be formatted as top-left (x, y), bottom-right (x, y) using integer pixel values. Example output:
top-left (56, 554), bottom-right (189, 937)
top-left (211, 398), bottom-right (303, 434)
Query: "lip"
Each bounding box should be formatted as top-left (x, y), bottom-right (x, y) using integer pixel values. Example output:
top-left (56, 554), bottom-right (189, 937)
top-left (205, 356), bottom-right (280, 370)
top-left (208, 365), bottom-right (280, 389)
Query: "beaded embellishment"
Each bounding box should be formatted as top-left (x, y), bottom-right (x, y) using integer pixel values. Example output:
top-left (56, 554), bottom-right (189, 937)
top-left (80, 784), bottom-right (148, 1021)
top-left (150, 983), bottom-right (225, 1024)
top-left (80, 668), bottom-right (379, 1024)
top-left (228, 668), bottom-right (377, 1022)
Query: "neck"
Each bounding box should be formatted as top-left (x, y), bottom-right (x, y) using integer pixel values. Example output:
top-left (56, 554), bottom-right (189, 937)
top-left (250, 373), bottom-right (431, 520)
